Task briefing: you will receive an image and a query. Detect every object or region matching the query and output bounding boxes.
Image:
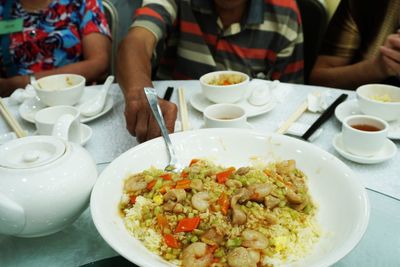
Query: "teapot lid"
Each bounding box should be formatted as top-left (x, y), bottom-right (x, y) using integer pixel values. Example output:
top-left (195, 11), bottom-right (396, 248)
top-left (0, 136), bottom-right (66, 169)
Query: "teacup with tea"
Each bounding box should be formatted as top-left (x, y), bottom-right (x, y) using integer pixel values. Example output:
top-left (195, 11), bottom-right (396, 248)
top-left (342, 115), bottom-right (389, 156)
top-left (203, 103), bottom-right (248, 128)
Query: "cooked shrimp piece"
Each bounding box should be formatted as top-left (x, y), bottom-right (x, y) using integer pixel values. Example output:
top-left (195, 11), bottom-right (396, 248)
top-left (232, 206), bottom-right (247, 225)
top-left (247, 183), bottom-right (274, 202)
top-left (201, 227), bottom-right (224, 245)
top-left (181, 242), bottom-right (213, 267)
top-left (241, 229), bottom-right (268, 249)
top-left (264, 195), bottom-right (280, 210)
top-left (190, 179), bottom-right (203, 191)
top-left (231, 188), bottom-right (250, 206)
top-left (226, 179), bottom-right (242, 188)
top-left (285, 188), bottom-right (302, 204)
top-left (124, 174), bottom-right (147, 192)
top-left (191, 191), bottom-right (210, 212)
top-left (227, 247), bottom-right (260, 267)
top-left (164, 189), bottom-right (187, 202)
top-left (235, 167), bottom-right (251, 176)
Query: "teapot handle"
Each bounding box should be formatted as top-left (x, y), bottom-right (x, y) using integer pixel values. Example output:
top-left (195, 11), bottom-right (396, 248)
top-left (52, 114), bottom-right (81, 144)
top-left (0, 193), bottom-right (25, 235)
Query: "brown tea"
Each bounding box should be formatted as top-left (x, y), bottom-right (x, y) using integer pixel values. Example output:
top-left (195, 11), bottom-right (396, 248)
top-left (351, 124), bottom-right (381, 131)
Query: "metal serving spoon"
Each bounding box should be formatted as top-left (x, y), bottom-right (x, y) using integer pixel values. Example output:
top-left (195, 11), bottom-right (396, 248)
top-left (79, 75), bottom-right (114, 117)
top-left (144, 87), bottom-right (183, 172)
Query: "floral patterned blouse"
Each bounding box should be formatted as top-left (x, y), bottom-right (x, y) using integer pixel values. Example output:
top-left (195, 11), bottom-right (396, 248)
top-left (0, 0), bottom-right (110, 76)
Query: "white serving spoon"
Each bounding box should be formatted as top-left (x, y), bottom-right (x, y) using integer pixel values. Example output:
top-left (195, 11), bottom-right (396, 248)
top-left (79, 76), bottom-right (114, 117)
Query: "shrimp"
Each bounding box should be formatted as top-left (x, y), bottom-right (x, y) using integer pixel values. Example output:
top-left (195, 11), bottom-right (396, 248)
top-left (247, 183), bottom-right (274, 202)
top-left (124, 173), bottom-right (147, 192)
top-left (232, 206), bottom-right (247, 225)
top-left (190, 179), bottom-right (203, 191)
top-left (164, 189), bottom-right (186, 211)
top-left (227, 247), bottom-right (260, 267)
top-left (241, 229), bottom-right (268, 250)
top-left (231, 188), bottom-right (251, 225)
top-left (191, 191), bottom-right (210, 212)
top-left (201, 227), bottom-right (225, 245)
top-left (285, 188), bottom-right (303, 204)
top-left (181, 242), bottom-right (213, 267)
top-left (164, 189), bottom-right (187, 202)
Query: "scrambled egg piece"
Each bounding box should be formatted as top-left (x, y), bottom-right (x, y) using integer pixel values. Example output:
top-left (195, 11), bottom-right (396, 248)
top-left (370, 94), bottom-right (392, 102)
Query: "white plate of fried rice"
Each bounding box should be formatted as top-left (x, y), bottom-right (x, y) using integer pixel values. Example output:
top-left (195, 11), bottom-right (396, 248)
top-left (90, 128), bottom-right (369, 267)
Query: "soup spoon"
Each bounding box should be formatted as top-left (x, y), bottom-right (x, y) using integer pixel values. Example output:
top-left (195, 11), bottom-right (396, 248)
top-left (79, 75), bottom-right (114, 117)
top-left (144, 87), bottom-right (183, 173)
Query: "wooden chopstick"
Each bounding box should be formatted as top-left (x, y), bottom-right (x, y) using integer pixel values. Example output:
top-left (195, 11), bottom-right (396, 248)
top-left (0, 97), bottom-right (26, 138)
top-left (276, 100), bottom-right (308, 134)
top-left (178, 87), bottom-right (190, 131)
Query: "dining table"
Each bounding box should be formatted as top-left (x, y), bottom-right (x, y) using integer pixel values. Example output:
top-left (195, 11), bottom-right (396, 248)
top-left (0, 80), bottom-right (399, 267)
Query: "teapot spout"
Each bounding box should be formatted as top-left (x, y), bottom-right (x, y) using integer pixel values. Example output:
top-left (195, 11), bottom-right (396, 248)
top-left (0, 193), bottom-right (25, 235)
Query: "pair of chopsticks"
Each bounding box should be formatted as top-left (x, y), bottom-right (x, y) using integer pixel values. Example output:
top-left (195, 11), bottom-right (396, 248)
top-left (301, 93), bottom-right (348, 140)
top-left (0, 97), bottom-right (26, 138)
top-left (276, 93), bottom-right (348, 140)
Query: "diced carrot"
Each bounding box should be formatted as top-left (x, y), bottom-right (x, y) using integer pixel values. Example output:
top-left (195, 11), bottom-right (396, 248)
top-left (212, 257), bottom-right (220, 263)
top-left (157, 214), bottom-right (169, 230)
top-left (164, 234), bottom-right (180, 248)
top-left (218, 192), bottom-right (230, 215)
top-left (146, 180), bottom-right (157, 190)
top-left (250, 192), bottom-right (260, 201)
top-left (223, 80), bottom-right (231, 86)
top-left (160, 184), bottom-right (174, 194)
top-left (208, 244), bottom-right (218, 254)
top-left (175, 217), bottom-right (201, 233)
top-left (160, 173), bottom-right (172, 180)
top-left (180, 171), bottom-right (189, 178)
top-left (216, 167), bottom-right (235, 184)
top-left (175, 179), bottom-right (191, 189)
top-left (130, 195), bottom-right (137, 204)
top-left (189, 159), bottom-right (199, 166)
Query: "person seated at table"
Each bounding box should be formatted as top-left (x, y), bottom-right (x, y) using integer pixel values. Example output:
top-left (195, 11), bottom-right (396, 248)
top-left (309, 0), bottom-right (400, 90)
top-left (0, 0), bottom-right (111, 97)
top-left (117, 0), bottom-right (304, 143)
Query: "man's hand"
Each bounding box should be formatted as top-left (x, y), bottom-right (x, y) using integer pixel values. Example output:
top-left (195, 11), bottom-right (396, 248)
top-left (379, 33), bottom-right (400, 77)
top-left (124, 90), bottom-right (177, 143)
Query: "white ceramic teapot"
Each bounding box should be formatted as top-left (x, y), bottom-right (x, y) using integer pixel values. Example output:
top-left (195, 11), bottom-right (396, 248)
top-left (0, 132), bottom-right (97, 237)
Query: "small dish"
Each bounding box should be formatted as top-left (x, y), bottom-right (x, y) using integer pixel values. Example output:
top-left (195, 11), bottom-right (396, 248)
top-left (80, 124), bottom-right (92, 146)
top-left (335, 99), bottom-right (400, 139)
top-left (19, 87), bottom-right (114, 124)
top-left (190, 92), bottom-right (276, 118)
top-left (332, 133), bottom-right (397, 164)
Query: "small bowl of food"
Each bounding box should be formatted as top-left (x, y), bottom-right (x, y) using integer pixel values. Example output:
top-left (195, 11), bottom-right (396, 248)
top-left (33, 74), bottom-right (86, 106)
top-left (200, 71), bottom-right (250, 103)
top-left (356, 84), bottom-right (400, 121)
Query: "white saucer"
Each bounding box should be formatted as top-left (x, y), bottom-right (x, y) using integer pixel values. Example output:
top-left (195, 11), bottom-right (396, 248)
top-left (332, 133), bottom-right (397, 164)
top-left (19, 87), bottom-right (114, 124)
top-left (80, 123), bottom-right (92, 146)
top-left (190, 92), bottom-right (276, 118)
top-left (335, 99), bottom-right (400, 139)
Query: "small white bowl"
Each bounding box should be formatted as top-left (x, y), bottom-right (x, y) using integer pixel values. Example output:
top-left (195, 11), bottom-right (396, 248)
top-left (33, 74), bottom-right (85, 106)
top-left (200, 70), bottom-right (250, 103)
top-left (356, 84), bottom-right (400, 121)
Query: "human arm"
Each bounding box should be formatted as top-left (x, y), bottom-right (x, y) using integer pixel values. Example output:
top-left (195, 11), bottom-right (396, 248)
top-left (310, 33), bottom-right (400, 90)
top-left (117, 27), bottom-right (177, 143)
top-left (0, 32), bottom-right (110, 97)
